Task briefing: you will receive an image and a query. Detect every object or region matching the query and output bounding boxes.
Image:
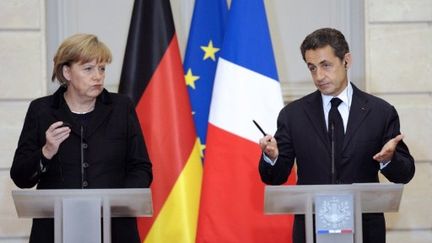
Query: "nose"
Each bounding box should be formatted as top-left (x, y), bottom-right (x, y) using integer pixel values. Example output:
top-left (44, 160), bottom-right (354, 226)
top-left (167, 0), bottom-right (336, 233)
top-left (93, 69), bottom-right (104, 81)
top-left (315, 67), bottom-right (325, 81)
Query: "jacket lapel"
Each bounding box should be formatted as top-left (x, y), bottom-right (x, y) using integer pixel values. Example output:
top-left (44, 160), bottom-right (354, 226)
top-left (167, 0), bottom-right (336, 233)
top-left (52, 105), bottom-right (81, 136)
top-left (51, 87), bottom-right (81, 136)
top-left (302, 84), bottom-right (372, 155)
top-left (84, 102), bottom-right (112, 138)
top-left (342, 85), bottom-right (371, 152)
top-left (50, 87), bottom-right (113, 139)
top-left (84, 90), bottom-right (113, 138)
top-left (303, 90), bottom-right (331, 152)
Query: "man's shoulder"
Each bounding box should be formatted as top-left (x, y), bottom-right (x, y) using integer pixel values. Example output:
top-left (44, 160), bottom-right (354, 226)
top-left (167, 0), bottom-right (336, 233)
top-left (353, 86), bottom-right (393, 108)
top-left (279, 90), bottom-right (319, 115)
top-left (287, 90), bottom-right (319, 106)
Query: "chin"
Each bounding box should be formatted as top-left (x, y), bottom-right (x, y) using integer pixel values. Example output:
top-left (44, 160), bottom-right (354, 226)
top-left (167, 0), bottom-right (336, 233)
top-left (89, 89), bottom-right (103, 97)
top-left (319, 88), bottom-right (334, 96)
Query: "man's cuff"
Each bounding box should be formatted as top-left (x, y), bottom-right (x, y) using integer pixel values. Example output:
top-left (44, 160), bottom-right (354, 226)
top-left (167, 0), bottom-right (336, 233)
top-left (380, 160), bottom-right (391, 170)
top-left (263, 153), bottom-right (278, 166)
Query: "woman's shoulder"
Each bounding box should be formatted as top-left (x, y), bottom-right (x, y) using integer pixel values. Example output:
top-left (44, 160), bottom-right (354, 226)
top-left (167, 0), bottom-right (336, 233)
top-left (29, 94), bottom-right (54, 109)
top-left (102, 91), bottom-right (134, 108)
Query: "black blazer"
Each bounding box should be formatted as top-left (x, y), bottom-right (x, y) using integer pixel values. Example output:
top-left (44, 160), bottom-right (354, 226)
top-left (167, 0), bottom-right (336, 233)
top-left (11, 86), bottom-right (152, 243)
top-left (259, 84), bottom-right (415, 243)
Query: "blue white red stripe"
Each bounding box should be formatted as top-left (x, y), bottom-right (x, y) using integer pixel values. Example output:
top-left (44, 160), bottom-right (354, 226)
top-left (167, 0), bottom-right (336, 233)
top-left (317, 229), bottom-right (354, 234)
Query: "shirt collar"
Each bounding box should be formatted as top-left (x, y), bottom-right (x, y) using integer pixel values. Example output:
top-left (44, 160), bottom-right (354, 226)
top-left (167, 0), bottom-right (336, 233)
top-left (321, 82), bottom-right (352, 108)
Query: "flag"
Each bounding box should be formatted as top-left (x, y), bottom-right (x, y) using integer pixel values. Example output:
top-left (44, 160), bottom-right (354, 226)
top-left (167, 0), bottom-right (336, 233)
top-left (196, 0), bottom-right (295, 242)
top-left (183, 0), bottom-right (228, 159)
top-left (119, 0), bottom-right (202, 242)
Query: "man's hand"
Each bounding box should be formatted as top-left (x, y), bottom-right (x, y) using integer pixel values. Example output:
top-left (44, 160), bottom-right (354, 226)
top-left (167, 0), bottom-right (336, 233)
top-left (42, 121), bottom-right (71, 160)
top-left (259, 135), bottom-right (279, 161)
top-left (373, 134), bottom-right (404, 162)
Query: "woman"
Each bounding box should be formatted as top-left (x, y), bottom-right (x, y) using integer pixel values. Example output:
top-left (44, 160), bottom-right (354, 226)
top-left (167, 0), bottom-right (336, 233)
top-left (10, 33), bottom-right (152, 243)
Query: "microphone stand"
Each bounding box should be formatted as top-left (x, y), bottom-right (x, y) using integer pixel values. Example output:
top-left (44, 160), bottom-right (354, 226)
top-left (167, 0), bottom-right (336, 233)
top-left (80, 125), bottom-right (85, 189)
top-left (331, 122), bottom-right (336, 184)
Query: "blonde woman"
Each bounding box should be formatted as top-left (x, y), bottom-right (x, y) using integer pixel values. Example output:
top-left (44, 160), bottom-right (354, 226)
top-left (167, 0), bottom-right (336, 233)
top-left (11, 33), bottom-right (152, 243)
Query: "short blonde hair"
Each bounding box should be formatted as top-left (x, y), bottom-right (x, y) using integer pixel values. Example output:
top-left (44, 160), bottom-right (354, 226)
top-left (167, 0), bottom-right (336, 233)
top-left (52, 33), bottom-right (112, 85)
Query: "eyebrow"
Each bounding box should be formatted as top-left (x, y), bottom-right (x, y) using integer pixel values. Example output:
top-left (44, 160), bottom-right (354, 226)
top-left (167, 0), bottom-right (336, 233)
top-left (80, 62), bottom-right (95, 66)
top-left (308, 60), bottom-right (331, 66)
top-left (320, 60), bottom-right (331, 64)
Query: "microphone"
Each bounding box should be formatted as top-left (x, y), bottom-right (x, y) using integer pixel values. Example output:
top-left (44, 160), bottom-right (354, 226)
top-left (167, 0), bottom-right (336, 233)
top-left (330, 121), bottom-right (336, 184)
top-left (80, 125), bottom-right (85, 188)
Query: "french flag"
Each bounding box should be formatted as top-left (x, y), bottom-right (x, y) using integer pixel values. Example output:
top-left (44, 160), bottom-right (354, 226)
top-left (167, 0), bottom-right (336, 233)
top-left (197, 0), bottom-right (294, 242)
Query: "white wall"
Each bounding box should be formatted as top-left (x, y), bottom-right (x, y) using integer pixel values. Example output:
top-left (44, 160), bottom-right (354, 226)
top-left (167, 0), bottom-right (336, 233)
top-left (365, 1), bottom-right (432, 241)
top-left (0, 0), bottom-right (45, 241)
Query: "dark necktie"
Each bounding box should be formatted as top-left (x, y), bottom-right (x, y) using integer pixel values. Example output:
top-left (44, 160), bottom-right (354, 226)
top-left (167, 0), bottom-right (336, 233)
top-left (328, 97), bottom-right (344, 183)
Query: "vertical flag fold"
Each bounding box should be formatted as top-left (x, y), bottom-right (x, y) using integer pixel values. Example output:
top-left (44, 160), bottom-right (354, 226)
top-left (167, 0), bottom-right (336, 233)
top-left (119, 0), bottom-right (202, 242)
top-left (183, 0), bottom-right (228, 158)
top-left (197, 0), bottom-right (295, 242)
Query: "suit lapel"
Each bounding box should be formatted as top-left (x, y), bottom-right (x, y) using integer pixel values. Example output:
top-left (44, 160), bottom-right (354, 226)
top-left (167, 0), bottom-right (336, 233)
top-left (303, 90), bottom-right (331, 152)
top-left (342, 85), bottom-right (371, 152)
top-left (302, 85), bottom-right (372, 155)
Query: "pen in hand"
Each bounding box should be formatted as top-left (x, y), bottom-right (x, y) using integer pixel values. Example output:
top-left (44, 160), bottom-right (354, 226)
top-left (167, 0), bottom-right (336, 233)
top-left (253, 120), bottom-right (277, 160)
top-left (253, 120), bottom-right (274, 153)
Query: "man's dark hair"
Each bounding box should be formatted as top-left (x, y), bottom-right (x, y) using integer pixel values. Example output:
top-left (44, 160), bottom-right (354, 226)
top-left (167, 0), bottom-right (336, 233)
top-left (300, 28), bottom-right (350, 62)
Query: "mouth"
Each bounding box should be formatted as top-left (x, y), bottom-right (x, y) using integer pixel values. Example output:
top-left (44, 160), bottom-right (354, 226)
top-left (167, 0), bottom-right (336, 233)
top-left (318, 82), bottom-right (331, 89)
top-left (89, 85), bottom-right (104, 93)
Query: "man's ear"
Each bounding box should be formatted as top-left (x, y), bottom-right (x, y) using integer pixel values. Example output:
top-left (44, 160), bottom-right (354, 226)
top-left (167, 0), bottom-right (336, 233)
top-left (343, 53), bottom-right (352, 69)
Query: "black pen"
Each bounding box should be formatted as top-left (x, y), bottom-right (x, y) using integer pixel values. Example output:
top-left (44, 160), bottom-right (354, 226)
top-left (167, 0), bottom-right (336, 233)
top-left (252, 120), bottom-right (267, 136)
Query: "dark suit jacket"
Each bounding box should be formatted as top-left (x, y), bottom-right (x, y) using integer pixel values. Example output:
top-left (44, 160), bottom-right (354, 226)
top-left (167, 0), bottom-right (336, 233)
top-left (259, 84), bottom-right (415, 243)
top-left (11, 86), bottom-right (152, 243)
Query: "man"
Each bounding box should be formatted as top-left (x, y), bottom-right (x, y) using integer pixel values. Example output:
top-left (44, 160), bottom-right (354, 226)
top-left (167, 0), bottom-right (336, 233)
top-left (258, 28), bottom-right (415, 243)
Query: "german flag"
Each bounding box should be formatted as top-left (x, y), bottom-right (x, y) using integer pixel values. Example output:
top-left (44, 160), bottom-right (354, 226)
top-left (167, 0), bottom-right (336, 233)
top-left (119, 0), bottom-right (202, 242)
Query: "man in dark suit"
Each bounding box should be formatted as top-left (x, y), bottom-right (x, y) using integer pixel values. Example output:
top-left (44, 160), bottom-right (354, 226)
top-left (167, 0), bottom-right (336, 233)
top-left (258, 28), bottom-right (415, 243)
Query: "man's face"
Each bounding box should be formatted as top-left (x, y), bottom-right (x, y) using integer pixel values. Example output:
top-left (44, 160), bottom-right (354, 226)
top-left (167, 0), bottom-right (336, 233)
top-left (304, 45), bottom-right (350, 96)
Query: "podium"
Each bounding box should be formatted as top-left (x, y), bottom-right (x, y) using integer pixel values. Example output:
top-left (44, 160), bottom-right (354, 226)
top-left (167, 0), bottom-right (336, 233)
top-left (264, 183), bottom-right (403, 243)
top-left (12, 188), bottom-right (153, 243)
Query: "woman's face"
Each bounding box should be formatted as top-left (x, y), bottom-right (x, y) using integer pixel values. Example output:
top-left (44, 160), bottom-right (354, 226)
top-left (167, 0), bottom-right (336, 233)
top-left (63, 59), bottom-right (106, 100)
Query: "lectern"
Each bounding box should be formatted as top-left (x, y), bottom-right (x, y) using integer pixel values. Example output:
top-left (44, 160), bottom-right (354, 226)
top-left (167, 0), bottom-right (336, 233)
top-left (12, 188), bottom-right (153, 243)
top-left (264, 183), bottom-right (403, 243)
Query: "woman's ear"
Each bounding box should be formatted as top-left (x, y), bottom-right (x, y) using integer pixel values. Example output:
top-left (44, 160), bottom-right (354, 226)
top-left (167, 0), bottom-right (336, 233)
top-left (62, 65), bottom-right (71, 81)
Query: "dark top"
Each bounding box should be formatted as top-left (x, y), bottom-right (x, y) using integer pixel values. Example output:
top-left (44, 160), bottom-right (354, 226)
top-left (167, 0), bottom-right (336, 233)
top-left (11, 86), bottom-right (152, 243)
top-left (259, 83), bottom-right (415, 243)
